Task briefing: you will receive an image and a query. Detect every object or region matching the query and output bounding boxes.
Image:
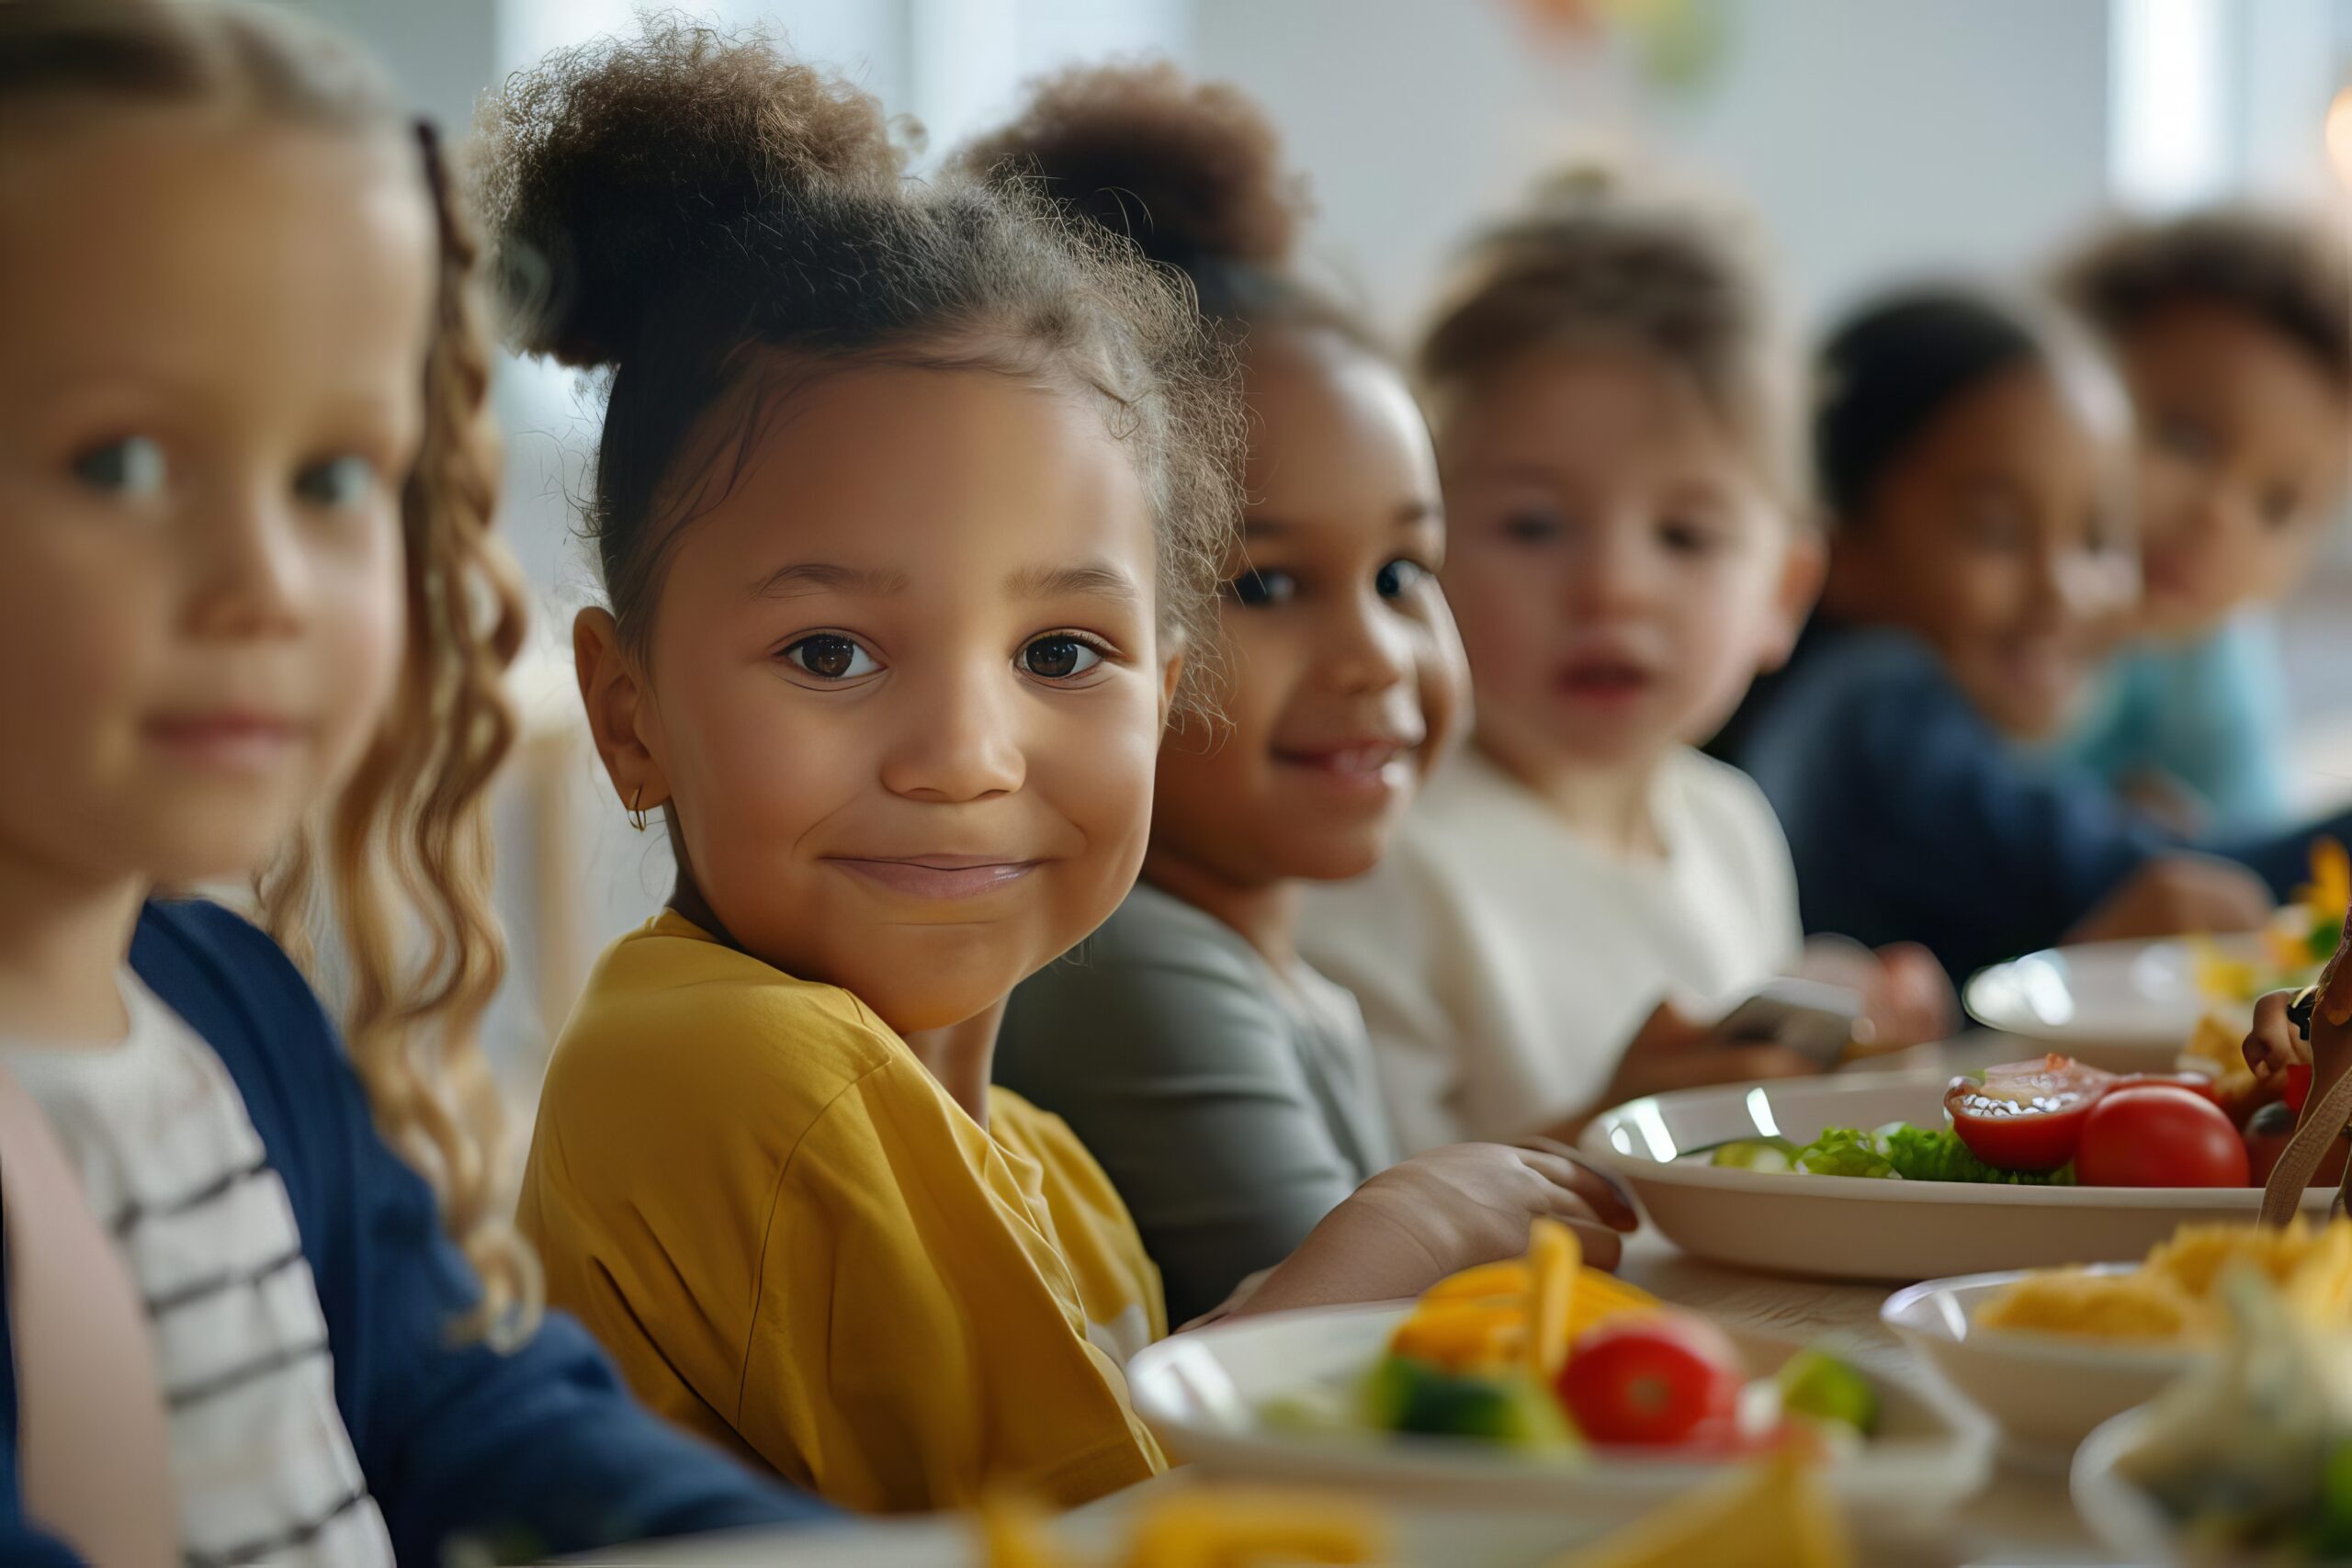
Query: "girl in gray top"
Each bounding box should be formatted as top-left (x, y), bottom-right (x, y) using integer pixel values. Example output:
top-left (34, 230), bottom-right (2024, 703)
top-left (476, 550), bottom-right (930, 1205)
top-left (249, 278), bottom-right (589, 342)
top-left (973, 65), bottom-right (1493, 1324)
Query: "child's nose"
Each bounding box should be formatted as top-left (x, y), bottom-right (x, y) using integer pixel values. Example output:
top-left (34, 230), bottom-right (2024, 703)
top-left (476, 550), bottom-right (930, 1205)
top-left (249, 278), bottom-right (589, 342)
top-left (185, 486), bottom-right (311, 640)
top-left (1562, 528), bottom-right (1659, 617)
top-left (1317, 590), bottom-right (1413, 694)
top-left (877, 664), bottom-right (1027, 804)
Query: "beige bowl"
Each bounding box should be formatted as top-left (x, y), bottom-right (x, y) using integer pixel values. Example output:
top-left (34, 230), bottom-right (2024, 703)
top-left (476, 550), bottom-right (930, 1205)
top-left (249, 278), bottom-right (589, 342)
top-left (1883, 1267), bottom-right (2199, 1466)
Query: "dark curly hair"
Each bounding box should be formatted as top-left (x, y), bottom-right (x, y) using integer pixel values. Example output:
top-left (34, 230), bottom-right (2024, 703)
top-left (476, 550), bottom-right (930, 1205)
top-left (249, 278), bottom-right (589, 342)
top-left (1416, 167), bottom-right (1803, 511)
top-left (2057, 207), bottom-right (2352, 392)
top-left (474, 19), bottom-right (1243, 710)
top-left (956, 60), bottom-right (1371, 348)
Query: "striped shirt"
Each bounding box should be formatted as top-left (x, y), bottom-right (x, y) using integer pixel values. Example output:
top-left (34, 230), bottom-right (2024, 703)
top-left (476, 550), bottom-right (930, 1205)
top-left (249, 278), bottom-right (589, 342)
top-left (6, 976), bottom-right (391, 1568)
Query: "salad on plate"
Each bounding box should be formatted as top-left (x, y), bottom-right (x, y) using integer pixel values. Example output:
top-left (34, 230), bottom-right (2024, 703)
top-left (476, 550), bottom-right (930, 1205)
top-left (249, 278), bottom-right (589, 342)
top-left (1694, 1055), bottom-right (2257, 1189)
top-left (1265, 1221), bottom-right (1878, 1462)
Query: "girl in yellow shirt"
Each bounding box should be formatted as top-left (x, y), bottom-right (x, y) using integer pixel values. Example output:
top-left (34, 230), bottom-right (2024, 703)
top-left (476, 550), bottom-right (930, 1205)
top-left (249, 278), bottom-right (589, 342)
top-left (489, 19), bottom-right (1634, 1515)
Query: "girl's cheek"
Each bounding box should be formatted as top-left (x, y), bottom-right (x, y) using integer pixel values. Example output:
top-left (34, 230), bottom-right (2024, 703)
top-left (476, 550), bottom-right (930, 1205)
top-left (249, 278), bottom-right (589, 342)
top-left (317, 534), bottom-right (409, 784)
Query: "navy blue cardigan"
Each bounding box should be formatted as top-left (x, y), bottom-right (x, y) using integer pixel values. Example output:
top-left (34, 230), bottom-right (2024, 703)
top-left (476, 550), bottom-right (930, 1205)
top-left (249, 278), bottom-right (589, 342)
top-left (0, 899), bottom-right (832, 1564)
top-left (1731, 624), bottom-right (2352, 981)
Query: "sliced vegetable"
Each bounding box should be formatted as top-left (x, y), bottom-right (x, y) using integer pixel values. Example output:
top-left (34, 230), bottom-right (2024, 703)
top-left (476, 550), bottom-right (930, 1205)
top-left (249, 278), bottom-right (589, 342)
top-left (1708, 1137), bottom-right (1799, 1174)
top-left (1365, 1356), bottom-right (1576, 1449)
top-left (1774, 1349), bottom-right (1878, 1437)
top-left (1944, 1055), bottom-right (2116, 1172)
top-left (1555, 1314), bottom-right (1744, 1448)
top-left (2075, 1084), bottom-right (2250, 1189)
top-left (1870, 1122), bottom-right (2075, 1186)
top-left (1791, 1128), bottom-right (1894, 1179)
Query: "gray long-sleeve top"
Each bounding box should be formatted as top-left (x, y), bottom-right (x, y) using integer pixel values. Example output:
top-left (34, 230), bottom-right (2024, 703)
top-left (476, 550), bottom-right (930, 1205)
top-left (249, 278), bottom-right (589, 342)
top-left (995, 883), bottom-right (1396, 1325)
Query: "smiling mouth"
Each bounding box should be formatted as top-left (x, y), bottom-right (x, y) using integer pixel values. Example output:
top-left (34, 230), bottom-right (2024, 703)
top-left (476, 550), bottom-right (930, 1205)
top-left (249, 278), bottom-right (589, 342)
top-left (1276, 739), bottom-right (1409, 770)
top-left (1557, 661), bottom-right (1655, 701)
top-left (142, 711), bottom-right (309, 773)
top-left (825, 856), bottom-right (1043, 899)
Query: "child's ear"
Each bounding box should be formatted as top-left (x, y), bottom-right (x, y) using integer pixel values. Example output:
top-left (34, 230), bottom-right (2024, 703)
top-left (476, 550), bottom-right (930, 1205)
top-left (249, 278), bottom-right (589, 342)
top-left (1758, 527), bottom-right (1827, 674)
top-left (574, 607), bottom-right (671, 815)
top-left (1157, 646), bottom-right (1186, 728)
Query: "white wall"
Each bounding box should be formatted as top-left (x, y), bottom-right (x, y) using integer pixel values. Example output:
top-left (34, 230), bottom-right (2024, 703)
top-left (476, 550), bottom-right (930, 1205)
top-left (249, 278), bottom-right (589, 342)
top-left (1193, 0), bottom-right (2114, 335)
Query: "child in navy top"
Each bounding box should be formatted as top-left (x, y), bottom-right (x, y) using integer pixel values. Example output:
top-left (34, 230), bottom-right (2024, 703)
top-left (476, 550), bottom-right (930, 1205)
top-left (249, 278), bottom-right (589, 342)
top-left (0, 4), bottom-right (827, 1560)
top-left (1724, 289), bottom-right (2352, 981)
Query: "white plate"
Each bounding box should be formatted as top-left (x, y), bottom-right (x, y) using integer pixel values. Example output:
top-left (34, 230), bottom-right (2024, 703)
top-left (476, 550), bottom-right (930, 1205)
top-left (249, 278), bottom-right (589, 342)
top-left (1578, 1072), bottom-right (2332, 1282)
top-left (1124, 1300), bottom-right (1991, 1528)
top-left (564, 1501), bottom-right (1623, 1568)
top-left (1964, 934), bottom-right (2269, 1066)
top-left (1882, 1267), bottom-right (2199, 1467)
top-left (2070, 1405), bottom-right (2196, 1565)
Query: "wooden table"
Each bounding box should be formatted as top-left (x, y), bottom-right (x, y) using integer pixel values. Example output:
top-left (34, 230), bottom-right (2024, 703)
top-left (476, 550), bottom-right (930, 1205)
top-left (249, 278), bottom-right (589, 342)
top-left (1614, 1232), bottom-right (2107, 1564)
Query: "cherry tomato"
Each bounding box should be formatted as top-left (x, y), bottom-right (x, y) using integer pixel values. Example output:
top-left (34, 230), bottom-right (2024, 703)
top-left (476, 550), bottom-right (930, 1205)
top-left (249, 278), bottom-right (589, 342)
top-left (2075, 1083), bottom-right (2251, 1188)
top-left (1555, 1313), bottom-right (1744, 1448)
top-left (1944, 1055), bottom-right (2117, 1172)
top-left (2289, 1064), bottom-right (2314, 1116)
top-left (2245, 1100), bottom-right (2347, 1188)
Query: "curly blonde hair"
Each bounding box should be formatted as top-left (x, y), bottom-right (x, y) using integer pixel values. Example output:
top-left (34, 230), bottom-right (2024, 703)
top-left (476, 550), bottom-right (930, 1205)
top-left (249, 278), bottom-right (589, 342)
top-left (1, 0), bottom-right (537, 1343)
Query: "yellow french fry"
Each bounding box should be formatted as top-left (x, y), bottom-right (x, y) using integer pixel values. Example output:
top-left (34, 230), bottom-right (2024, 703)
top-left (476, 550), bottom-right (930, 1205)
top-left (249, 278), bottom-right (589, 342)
top-left (977, 1495), bottom-right (1076, 1568)
top-left (1420, 1259), bottom-right (1529, 1304)
top-left (1121, 1487), bottom-right (1385, 1567)
top-left (1525, 1218), bottom-right (1577, 1378)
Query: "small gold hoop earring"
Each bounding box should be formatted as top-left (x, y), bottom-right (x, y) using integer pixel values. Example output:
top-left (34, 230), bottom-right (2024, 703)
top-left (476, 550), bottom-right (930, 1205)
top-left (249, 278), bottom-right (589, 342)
top-left (627, 784), bottom-right (650, 832)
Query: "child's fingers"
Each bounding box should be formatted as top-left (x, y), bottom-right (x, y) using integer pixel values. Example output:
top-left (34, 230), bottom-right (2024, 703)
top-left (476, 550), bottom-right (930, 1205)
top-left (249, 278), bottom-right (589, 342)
top-left (1696, 1043), bottom-right (1820, 1085)
top-left (1514, 1147), bottom-right (1639, 1230)
top-left (2245, 990), bottom-right (2312, 1077)
top-left (1563, 1218), bottom-right (1625, 1271)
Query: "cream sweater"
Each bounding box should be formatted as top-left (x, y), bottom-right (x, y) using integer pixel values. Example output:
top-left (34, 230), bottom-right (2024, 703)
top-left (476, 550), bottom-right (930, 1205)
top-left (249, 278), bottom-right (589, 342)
top-left (1298, 746), bottom-right (1803, 1153)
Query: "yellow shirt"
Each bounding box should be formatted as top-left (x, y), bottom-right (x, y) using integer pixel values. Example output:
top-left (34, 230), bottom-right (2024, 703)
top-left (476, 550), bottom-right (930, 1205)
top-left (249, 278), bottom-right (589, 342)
top-left (516, 912), bottom-right (1168, 1514)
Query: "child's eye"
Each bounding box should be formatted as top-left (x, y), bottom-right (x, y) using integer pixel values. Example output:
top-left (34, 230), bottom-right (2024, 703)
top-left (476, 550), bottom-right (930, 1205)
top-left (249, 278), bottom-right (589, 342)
top-left (294, 455), bottom-right (380, 509)
top-left (1499, 511), bottom-right (1562, 544)
top-left (1227, 570), bottom-right (1298, 606)
top-left (2155, 412), bottom-right (2217, 465)
top-left (783, 634), bottom-right (881, 681)
top-left (73, 435), bottom-right (169, 499)
top-left (1374, 559), bottom-right (1427, 599)
top-left (2260, 485), bottom-right (2303, 531)
top-left (1659, 521), bottom-right (1720, 556)
top-left (1019, 634), bottom-right (1106, 681)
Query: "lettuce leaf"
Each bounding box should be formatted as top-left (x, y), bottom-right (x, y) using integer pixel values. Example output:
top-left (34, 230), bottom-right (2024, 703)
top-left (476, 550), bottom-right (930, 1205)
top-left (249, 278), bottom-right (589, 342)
top-left (1781, 1122), bottom-right (2076, 1184)
top-left (1792, 1126), bottom-right (1896, 1179)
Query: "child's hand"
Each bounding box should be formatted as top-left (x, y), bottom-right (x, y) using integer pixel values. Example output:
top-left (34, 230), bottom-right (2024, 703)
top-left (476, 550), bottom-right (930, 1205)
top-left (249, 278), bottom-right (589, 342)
top-left (1798, 937), bottom-right (1954, 1051)
top-left (2065, 853), bottom-right (2272, 945)
top-left (2245, 987), bottom-right (2311, 1083)
top-left (1865, 942), bottom-right (1957, 1048)
top-left (1228, 1144), bottom-right (1637, 1319)
top-left (1589, 998), bottom-right (1824, 1116)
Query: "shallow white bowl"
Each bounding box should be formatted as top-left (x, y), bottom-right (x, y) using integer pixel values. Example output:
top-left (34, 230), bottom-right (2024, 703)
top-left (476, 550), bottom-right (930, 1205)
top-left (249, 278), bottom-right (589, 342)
top-left (2071, 1404), bottom-right (2198, 1565)
top-left (1965, 934), bottom-right (2268, 1068)
top-left (1124, 1300), bottom-right (1991, 1527)
top-left (1882, 1267), bottom-right (2199, 1465)
top-left (1578, 1072), bottom-right (2331, 1282)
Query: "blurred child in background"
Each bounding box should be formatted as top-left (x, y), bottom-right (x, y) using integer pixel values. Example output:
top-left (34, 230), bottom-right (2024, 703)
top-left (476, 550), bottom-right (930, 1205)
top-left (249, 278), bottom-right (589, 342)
top-left (2053, 209), bottom-right (2351, 834)
top-left (1725, 288), bottom-right (2352, 982)
top-left (1302, 175), bottom-right (1950, 1155)
top-left (983, 68), bottom-right (1633, 1327)
top-left (0, 4), bottom-right (828, 1562)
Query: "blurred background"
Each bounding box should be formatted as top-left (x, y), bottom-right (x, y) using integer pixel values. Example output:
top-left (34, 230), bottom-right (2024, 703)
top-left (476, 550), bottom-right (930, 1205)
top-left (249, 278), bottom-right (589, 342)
top-left (274, 0), bottom-right (2352, 1097)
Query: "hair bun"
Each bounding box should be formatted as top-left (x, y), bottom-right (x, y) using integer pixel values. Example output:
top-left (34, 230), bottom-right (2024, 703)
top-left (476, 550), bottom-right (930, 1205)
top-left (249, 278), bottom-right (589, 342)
top-left (956, 60), bottom-right (1306, 273)
top-left (472, 17), bottom-right (902, 368)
